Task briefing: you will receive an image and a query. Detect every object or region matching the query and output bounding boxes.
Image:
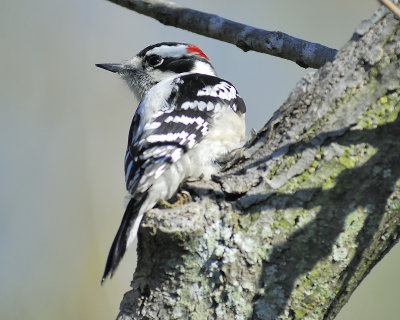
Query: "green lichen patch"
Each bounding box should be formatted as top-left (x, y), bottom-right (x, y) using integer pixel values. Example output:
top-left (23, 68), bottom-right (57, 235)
top-left (353, 87), bottom-right (400, 130)
top-left (279, 151), bottom-right (326, 193)
top-left (251, 211), bottom-right (261, 222)
top-left (322, 177), bottom-right (335, 190)
top-left (338, 147), bottom-right (357, 169)
top-left (289, 262), bottom-right (336, 318)
top-left (266, 160), bottom-right (281, 179)
top-left (266, 153), bottom-right (303, 180)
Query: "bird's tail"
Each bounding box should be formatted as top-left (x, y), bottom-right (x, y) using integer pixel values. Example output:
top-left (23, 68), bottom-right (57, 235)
top-left (101, 196), bottom-right (146, 284)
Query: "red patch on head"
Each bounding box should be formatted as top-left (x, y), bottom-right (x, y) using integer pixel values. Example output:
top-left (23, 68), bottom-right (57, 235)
top-left (186, 45), bottom-right (209, 60)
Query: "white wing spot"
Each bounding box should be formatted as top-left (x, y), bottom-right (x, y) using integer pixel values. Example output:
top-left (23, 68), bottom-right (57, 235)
top-left (190, 101), bottom-right (198, 109)
top-left (146, 131), bottom-right (189, 143)
top-left (207, 101), bottom-right (215, 111)
top-left (197, 82), bottom-right (237, 100)
top-left (198, 101), bottom-right (207, 111)
top-left (144, 121), bottom-right (161, 130)
top-left (187, 134), bottom-right (197, 148)
top-left (164, 114), bottom-right (205, 127)
top-left (200, 122), bottom-right (209, 135)
top-left (181, 101), bottom-right (193, 110)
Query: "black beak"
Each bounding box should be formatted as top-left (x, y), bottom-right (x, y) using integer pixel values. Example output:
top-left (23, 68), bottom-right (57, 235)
top-left (95, 63), bottom-right (125, 73)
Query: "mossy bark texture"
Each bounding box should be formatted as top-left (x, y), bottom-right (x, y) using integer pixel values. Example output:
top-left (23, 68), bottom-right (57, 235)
top-left (118, 6), bottom-right (400, 320)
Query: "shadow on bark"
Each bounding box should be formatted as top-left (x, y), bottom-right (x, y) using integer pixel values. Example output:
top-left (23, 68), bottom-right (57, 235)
top-left (248, 112), bottom-right (400, 319)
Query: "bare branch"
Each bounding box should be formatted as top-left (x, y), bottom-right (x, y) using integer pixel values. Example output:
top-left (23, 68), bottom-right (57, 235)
top-left (380, 0), bottom-right (400, 18)
top-left (106, 0), bottom-right (337, 69)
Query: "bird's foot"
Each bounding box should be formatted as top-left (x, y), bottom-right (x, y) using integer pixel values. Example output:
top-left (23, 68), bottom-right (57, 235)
top-left (157, 191), bottom-right (192, 209)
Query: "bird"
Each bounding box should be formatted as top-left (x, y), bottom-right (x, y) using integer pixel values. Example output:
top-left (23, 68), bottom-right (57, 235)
top-left (96, 42), bottom-right (246, 284)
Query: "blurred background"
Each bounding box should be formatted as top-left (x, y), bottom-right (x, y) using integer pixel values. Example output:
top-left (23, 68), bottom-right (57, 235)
top-left (1, 0), bottom-right (398, 319)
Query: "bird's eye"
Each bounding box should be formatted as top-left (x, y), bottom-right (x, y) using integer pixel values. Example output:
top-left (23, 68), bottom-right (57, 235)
top-left (147, 55), bottom-right (163, 67)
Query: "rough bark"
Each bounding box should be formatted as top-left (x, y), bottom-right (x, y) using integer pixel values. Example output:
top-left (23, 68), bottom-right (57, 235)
top-left (106, 0), bottom-right (337, 69)
top-left (117, 6), bottom-right (400, 320)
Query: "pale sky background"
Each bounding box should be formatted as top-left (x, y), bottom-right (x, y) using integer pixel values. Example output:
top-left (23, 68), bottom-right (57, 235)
top-left (1, 0), bottom-right (399, 319)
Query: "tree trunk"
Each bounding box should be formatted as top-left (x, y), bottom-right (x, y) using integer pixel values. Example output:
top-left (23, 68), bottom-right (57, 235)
top-left (118, 6), bottom-right (400, 320)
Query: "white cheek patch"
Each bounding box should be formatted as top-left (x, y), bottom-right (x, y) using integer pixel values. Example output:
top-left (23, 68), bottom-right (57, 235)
top-left (147, 69), bottom-right (178, 83)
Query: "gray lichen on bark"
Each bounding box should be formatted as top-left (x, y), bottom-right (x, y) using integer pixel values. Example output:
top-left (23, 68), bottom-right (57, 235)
top-left (118, 6), bottom-right (400, 320)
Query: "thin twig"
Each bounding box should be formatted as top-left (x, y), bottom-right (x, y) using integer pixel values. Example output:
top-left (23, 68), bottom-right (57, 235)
top-left (380, 0), bottom-right (400, 18)
top-left (106, 0), bottom-right (337, 69)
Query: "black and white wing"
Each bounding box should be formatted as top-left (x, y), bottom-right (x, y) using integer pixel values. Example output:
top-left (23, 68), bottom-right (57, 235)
top-left (124, 73), bottom-right (246, 196)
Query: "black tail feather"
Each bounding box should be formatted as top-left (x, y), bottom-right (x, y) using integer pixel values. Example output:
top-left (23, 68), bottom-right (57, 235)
top-left (101, 196), bottom-right (146, 285)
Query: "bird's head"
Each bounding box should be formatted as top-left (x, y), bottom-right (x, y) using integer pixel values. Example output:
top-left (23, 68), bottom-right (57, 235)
top-left (96, 42), bottom-right (216, 101)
